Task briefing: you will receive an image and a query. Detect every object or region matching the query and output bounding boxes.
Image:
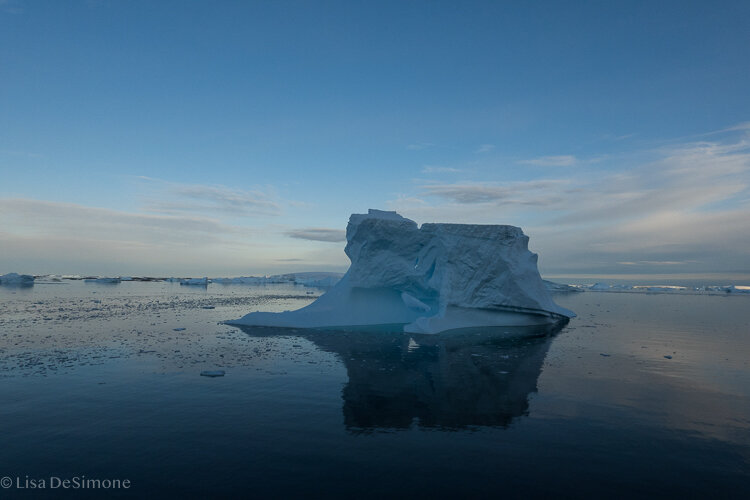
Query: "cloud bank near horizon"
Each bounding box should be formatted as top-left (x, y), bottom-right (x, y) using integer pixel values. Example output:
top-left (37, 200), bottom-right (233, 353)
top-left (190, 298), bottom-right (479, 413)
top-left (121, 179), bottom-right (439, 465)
top-left (390, 129), bottom-right (750, 275)
top-left (1, 126), bottom-right (749, 277)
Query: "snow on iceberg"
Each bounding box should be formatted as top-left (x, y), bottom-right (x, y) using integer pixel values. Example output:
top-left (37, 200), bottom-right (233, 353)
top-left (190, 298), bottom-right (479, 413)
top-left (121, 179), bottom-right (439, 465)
top-left (0, 272), bottom-right (35, 285)
top-left (228, 209), bottom-right (574, 334)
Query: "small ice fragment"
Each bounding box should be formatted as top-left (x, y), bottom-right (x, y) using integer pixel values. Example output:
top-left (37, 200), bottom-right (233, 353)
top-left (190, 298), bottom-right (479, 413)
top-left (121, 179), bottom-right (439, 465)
top-left (600, 353), bottom-right (611, 357)
top-left (200, 370), bottom-right (225, 377)
top-left (173, 328), bottom-right (186, 331)
top-left (663, 355), bottom-right (673, 359)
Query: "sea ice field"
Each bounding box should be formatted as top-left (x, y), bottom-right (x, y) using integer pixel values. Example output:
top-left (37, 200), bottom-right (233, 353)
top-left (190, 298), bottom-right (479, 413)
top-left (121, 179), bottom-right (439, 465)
top-left (0, 279), bottom-right (749, 498)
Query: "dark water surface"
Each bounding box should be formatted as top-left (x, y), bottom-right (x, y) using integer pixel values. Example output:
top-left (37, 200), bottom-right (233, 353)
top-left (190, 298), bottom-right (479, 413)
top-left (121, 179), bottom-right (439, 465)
top-left (0, 282), bottom-right (748, 498)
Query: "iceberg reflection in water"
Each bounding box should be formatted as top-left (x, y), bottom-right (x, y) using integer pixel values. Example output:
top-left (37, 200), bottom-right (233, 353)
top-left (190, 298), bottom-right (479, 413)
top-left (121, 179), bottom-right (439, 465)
top-left (235, 321), bottom-right (567, 431)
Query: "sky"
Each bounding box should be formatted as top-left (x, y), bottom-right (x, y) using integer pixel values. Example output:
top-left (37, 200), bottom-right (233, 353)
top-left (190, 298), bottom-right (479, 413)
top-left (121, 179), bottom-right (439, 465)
top-left (1, 0), bottom-right (749, 277)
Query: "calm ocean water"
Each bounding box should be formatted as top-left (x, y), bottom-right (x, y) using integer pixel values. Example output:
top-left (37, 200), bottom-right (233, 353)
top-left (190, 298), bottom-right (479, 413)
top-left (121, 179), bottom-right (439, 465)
top-left (0, 280), bottom-right (748, 498)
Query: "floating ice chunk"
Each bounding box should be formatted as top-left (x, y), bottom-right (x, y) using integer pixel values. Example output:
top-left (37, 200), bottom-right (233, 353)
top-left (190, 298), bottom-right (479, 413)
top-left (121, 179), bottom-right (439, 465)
top-left (644, 286), bottom-right (686, 292)
top-left (589, 282), bottom-right (611, 291)
top-left (0, 273), bottom-right (35, 285)
top-left (229, 209), bottom-right (574, 334)
top-left (543, 280), bottom-right (583, 292)
top-left (610, 284), bottom-right (634, 290)
top-left (35, 274), bottom-right (63, 283)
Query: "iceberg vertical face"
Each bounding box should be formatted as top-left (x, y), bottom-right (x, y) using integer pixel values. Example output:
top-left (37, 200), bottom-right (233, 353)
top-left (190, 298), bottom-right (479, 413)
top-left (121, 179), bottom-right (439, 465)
top-left (228, 209), bottom-right (574, 334)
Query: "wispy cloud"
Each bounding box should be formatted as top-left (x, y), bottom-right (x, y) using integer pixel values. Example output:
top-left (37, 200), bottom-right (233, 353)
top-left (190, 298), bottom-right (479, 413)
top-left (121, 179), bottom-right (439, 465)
top-left (0, 198), bottom-right (329, 275)
top-left (389, 126), bottom-right (750, 273)
top-left (601, 133), bottom-right (637, 142)
top-left (553, 139), bottom-right (750, 225)
top-left (137, 177), bottom-right (282, 217)
top-left (285, 228), bottom-right (347, 242)
top-left (475, 144), bottom-right (495, 154)
top-left (420, 180), bottom-right (567, 205)
top-left (0, 149), bottom-right (45, 159)
top-left (612, 133), bottom-right (636, 141)
top-left (421, 165), bottom-right (462, 174)
top-left (0, 198), bottom-right (233, 240)
top-left (710, 121), bottom-right (750, 134)
top-left (0, 0), bottom-right (23, 14)
top-left (519, 155), bottom-right (577, 167)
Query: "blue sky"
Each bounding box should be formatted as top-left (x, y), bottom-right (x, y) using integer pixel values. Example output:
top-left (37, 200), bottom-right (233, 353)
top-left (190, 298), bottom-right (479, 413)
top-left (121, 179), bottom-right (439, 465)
top-left (1, 0), bottom-right (749, 276)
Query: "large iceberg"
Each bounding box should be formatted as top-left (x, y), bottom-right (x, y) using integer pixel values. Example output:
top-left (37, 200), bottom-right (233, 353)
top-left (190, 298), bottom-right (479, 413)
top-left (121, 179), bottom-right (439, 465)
top-left (228, 209), bottom-right (574, 334)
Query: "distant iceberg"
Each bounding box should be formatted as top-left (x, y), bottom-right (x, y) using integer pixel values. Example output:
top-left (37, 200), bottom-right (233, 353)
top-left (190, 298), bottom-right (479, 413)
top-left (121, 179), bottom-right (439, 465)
top-left (95, 277), bottom-right (121, 284)
top-left (0, 272), bottom-right (35, 286)
top-left (543, 280), bottom-right (583, 292)
top-left (212, 272), bottom-right (343, 287)
top-left (228, 209), bottom-right (574, 334)
top-left (180, 277), bottom-right (208, 286)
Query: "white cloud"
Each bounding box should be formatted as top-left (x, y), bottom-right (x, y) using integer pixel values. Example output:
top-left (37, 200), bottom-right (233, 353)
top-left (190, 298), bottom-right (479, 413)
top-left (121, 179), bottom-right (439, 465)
top-left (475, 144), bottom-right (495, 154)
top-left (0, 198), bottom-right (232, 239)
top-left (407, 142), bottom-right (434, 151)
top-left (389, 131), bottom-right (750, 274)
top-left (137, 177), bottom-right (283, 217)
top-left (0, 198), bottom-right (347, 275)
top-left (420, 180), bottom-right (568, 205)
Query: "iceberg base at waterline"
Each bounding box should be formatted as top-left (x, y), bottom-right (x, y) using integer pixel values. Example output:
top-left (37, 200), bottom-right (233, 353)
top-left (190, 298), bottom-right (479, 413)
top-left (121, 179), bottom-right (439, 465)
top-left (227, 209), bottom-right (574, 334)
